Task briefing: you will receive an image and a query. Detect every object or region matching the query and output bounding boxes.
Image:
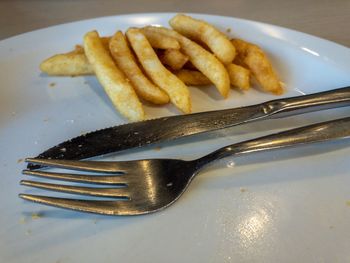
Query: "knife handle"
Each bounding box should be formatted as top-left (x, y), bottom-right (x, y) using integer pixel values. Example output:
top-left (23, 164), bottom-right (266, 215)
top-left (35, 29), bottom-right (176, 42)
top-left (265, 86), bottom-right (350, 117)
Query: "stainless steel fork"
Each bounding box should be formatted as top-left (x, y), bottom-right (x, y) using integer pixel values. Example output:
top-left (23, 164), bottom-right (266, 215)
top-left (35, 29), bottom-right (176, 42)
top-left (20, 117), bottom-right (350, 215)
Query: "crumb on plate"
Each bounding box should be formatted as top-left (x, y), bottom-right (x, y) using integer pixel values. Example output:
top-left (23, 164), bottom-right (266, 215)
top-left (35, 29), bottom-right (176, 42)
top-left (19, 217), bottom-right (27, 224)
top-left (31, 212), bottom-right (43, 220)
top-left (240, 187), bottom-right (247, 193)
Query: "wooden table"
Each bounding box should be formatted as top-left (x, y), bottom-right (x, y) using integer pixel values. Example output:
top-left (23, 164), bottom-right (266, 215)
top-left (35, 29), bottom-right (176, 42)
top-left (1, 0), bottom-right (350, 47)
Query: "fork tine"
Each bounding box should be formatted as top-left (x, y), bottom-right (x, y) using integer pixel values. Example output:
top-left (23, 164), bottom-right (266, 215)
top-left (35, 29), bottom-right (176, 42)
top-left (21, 180), bottom-right (129, 198)
top-left (25, 158), bottom-right (125, 173)
top-left (23, 169), bottom-right (126, 185)
top-left (19, 194), bottom-right (131, 215)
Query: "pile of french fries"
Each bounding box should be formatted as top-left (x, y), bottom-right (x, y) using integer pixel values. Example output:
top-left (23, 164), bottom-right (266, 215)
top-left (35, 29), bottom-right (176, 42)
top-left (40, 14), bottom-right (283, 121)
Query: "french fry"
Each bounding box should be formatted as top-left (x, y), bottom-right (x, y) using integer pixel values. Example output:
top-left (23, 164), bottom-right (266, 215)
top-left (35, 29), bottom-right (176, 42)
top-left (84, 30), bottom-right (144, 121)
top-left (40, 50), bottom-right (94, 76)
top-left (169, 14), bottom-right (236, 64)
top-left (231, 39), bottom-right (283, 95)
top-left (141, 28), bottom-right (180, 49)
top-left (176, 65), bottom-right (249, 88)
top-left (109, 31), bottom-right (169, 105)
top-left (73, 45), bottom-right (85, 53)
top-left (100, 37), bottom-right (111, 49)
top-left (226, 64), bottom-right (250, 90)
top-left (142, 26), bottom-right (230, 98)
top-left (175, 69), bottom-right (211, 86)
top-left (77, 37), bottom-right (111, 51)
top-left (159, 49), bottom-right (189, 70)
top-left (126, 28), bottom-right (191, 114)
top-left (40, 38), bottom-right (111, 76)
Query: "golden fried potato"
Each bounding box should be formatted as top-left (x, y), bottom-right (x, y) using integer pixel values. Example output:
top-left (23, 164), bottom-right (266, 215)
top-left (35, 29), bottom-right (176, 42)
top-left (232, 39), bottom-right (283, 95)
top-left (109, 31), bottom-right (169, 105)
top-left (126, 28), bottom-right (191, 114)
top-left (169, 14), bottom-right (236, 64)
top-left (100, 37), bottom-right (111, 49)
top-left (84, 30), bottom-right (144, 121)
top-left (40, 50), bottom-right (93, 76)
top-left (175, 69), bottom-right (211, 86)
top-left (76, 37), bottom-right (110, 53)
top-left (40, 38), bottom-right (111, 76)
top-left (73, 45), bottom-right (85, 53)
top-left (226, 64), bottom-right (250, 90)
top-left (140, 28), bottom-right (180, 49)
top-left (142, 26), bottom-right (230, 98)
top-left (159, 49), bottom-right (189, 70)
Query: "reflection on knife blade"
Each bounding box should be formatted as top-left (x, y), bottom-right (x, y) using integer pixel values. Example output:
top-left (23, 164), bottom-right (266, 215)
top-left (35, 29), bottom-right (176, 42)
top-left (28, 86), bottom-right (350, 169)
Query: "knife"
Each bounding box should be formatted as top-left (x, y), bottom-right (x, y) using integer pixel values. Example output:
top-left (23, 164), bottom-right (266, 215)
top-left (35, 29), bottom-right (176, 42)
top-left (28, 86), bottom-right (350, 169)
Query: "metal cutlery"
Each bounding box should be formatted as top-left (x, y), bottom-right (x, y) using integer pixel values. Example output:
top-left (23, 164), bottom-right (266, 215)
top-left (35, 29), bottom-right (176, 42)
top-left (20, 117), bottom-right (350, 215)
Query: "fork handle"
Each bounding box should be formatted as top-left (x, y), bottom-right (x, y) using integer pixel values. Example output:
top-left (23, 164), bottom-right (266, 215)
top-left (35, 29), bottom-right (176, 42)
top-left (196, 117), bottom-right (350, 167)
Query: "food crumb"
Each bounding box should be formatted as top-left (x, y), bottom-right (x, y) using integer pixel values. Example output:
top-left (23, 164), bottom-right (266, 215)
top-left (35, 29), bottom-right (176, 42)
top-left (31, 212), bottom-right (43, 220)
top-left (19, 217), bottom-right (27, 224)
top-left (226, 28), bottom-right (231, 33)
top-left (154, 146), bottom-right (162, 151)
top-left (17, 158), bottom-right (24, 163)
top-left (49, 82), bottom-right (56, 87)
top-left (240, 188), bottom-right (247, 193)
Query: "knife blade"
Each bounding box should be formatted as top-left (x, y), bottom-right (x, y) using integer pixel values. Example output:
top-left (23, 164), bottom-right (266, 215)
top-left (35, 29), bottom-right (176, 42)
top-left (28, 86), bottom-right (350, 169)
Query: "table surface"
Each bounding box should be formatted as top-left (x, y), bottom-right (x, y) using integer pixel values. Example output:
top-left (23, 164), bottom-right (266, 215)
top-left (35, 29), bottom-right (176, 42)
top-left (1, 0), bottom-right (350, 47)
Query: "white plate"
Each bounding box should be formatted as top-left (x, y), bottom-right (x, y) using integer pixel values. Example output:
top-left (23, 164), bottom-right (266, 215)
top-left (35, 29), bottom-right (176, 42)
top-left (1, 13), bottom-right (350, 263)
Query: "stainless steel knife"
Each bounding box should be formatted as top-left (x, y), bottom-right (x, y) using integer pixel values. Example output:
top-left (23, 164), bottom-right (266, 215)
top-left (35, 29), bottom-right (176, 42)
top-left (28, 86), bottom-right (350, 169)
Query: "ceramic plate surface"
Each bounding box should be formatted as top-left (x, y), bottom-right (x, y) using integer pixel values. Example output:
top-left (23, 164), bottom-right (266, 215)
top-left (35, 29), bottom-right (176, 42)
top-left (1, 13), bottom-right (350, 263)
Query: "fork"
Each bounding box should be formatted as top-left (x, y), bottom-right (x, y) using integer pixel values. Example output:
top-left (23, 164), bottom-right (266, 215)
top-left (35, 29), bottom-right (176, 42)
top-left (20, 117), bottom-right (350, 215)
